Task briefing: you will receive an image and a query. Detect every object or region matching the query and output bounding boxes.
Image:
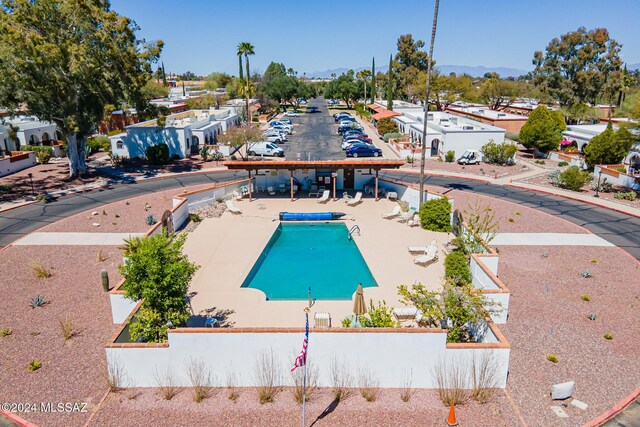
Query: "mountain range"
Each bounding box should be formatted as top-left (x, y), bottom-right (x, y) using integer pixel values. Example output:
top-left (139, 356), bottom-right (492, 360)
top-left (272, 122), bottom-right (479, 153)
top-left (305, 64), bottom-right (530, 79)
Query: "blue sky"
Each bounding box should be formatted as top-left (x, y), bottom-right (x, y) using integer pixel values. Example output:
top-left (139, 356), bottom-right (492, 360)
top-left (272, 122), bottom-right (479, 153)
top-left (111, 0), bottom-right (640, 77)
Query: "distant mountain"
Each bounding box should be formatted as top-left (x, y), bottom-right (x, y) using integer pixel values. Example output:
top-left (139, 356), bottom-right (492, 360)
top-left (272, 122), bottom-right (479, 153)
top-left (305, 64), bottom-right (529, 79)
top-left (628, 63), bottom-right (640, 71)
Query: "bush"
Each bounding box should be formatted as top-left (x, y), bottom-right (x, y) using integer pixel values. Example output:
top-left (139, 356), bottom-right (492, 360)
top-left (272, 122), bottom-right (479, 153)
top-left (546, 354), bottom-right (558, 363)
top-left (419, 197), bottom-right (452, 232)
top-left (604, 333), bottom-right (613, 340)
top-left (361, 300), bottom-right (399, 328)
top-left (583, 123), bottom-right (636, 167)
top-left (445, 150), bottom-right (455, 163)
top-left (505, 132), bottom-right (520, 142)
top-left (558, 161), bottom-right (569, 167)
top-left (377, 117), bottom-right (399, 136)
top-left (28, 360), bottom-right (42, 372)
top-left (614, 191), bottom-right (637, 201)
top-left (444, 250), bottom-right (471, 285)
top-left (591, 177), bottom-right (612, 193)
top-left (35, 150), bottom-right (51, 164)
top-left (19, 145), bottom-right (53, 155)
top-left (145, 143), bottom-right (170, 165)
top-left (87, 135), bottom-right (111, 153)
top-left (481, 140), bottom-right (517, 165)
top-left (519, 106), bottom-right (565, 153)
top-left (555, 166), bottom-right (589, 191)
top-left (383, 132), bottom-right (403, 142)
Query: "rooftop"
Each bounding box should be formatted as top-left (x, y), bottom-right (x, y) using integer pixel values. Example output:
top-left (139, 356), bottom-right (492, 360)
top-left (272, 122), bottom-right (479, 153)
top-left (224, 159), bottom-right (405, 170)
top-left (447, 105), bottom-right (527, 121)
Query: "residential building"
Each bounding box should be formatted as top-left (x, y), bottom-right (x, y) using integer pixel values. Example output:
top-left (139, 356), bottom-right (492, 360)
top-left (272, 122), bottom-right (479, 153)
top-left (0, 116), bottom-right (57, 154)
top-left (562, 124), bottom-right (612, 152)
top-left (109, 107), bottom-right (240, 159)
top-left (446, 103), bottom-right (528, 134)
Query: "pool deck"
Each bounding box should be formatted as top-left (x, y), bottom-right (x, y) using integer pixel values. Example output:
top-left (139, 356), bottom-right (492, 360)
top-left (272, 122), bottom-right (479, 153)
top-left (183, 195), bottom-right (447, 328)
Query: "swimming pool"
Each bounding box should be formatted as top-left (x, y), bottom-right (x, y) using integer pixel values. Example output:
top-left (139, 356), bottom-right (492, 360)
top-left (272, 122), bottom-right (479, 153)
top-left (241, 222), bottom-right (377, 300)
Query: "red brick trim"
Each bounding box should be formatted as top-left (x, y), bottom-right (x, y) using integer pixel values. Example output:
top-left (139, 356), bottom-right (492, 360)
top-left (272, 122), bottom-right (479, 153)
top-left (582, 385), bottom-right (640, 427)
top-left (0, 411), bottom-right (39, 427)
top-left (471, 253), bottom-right (510, 293)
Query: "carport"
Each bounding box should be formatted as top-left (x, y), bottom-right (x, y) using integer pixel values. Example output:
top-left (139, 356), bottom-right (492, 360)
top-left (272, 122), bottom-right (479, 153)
top-left (224, 159), bottom-right (404, 201)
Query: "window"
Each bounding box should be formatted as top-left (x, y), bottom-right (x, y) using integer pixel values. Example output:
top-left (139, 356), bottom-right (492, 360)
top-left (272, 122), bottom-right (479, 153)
top-left (116, 140), bottom-right (124, 149)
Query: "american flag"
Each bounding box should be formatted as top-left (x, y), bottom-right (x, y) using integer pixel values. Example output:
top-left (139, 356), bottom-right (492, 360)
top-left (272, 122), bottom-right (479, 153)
top-left (291, 314), bottom-right (309, 372)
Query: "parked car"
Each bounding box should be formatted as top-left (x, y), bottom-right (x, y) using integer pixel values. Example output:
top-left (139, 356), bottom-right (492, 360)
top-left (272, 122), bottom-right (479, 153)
top-left (457, 149), bottom-right (482, 165)
top-left (270, 120), bottom-right (292, 129)
top-left (338, 123), bottom-right (363, 134)
top-left (343, 134), bottom-right (372, 143)
top-left (270, 125), bottom-right (292, 135)
top-left (247, 142), bottom-right (284, 157)
top-left (346, 143), bottom-right (382, 158)
top-left (333, 112), bottom-right (351, 122)
top-left (264, 130), bottom-right (287, 143)
top-left (338, 118), bottom-right (357, 126)
top-left (283, 111), bottom-right (299, 117)
top-left (277, 118), bottom-right (292, 125)
top-left (307, 106), bottom-right (319, 113)
top-left (341, 138), bottom-right (372, 150)
top-left (342, 129), bottom-right (367, 138)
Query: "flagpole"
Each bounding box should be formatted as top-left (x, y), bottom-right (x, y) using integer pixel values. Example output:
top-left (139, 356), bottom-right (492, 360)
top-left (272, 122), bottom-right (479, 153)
top-left (302, 309), bottom-right (308, 427)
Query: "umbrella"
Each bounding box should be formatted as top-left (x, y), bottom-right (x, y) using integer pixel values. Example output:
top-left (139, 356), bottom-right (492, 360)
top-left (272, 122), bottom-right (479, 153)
top-left (353, 283), bottom-right (367, 325)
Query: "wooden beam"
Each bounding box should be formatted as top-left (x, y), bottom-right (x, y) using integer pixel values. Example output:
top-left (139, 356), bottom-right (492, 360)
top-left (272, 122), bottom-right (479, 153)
top-left (375, 170), bottom-right (379, 201)
top-left (248, 170), bottom-right (252, 201)
top-left (290, 170), bottom-right (294, 201)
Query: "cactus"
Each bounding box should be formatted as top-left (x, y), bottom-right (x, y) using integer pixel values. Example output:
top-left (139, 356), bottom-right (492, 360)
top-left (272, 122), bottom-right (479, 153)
top-left (101, 269), bottom-right (109, 292)
top-left (146, 215), bottom-right (157, 225)
top-left (30, 294), bottom-right (48, 308)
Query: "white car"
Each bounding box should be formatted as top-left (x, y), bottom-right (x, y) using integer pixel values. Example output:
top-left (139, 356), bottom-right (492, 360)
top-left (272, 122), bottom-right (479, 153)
top-left (247, 142), bottom-right (284, 157)
top-left (338, 119), bottom-right (357, 127)
top-left (341, 139), bottom-right (371, 150)
top-left (283, 111), bottom-right (299, 117)
top-left (264, 133), bottom-right (285, 144)
top-left (269, 122), bottom-right (293, 134)
top-left (277, 118), bottom-right (292, 125)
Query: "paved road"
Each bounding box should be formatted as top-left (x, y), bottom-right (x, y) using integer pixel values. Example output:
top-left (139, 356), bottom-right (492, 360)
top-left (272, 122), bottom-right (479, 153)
top-left (283, 97), bottom-right (344, 160)
top-left (382, 171), bottom-right (640, 260)
top-left (602, 397), bottom-right (640, 426)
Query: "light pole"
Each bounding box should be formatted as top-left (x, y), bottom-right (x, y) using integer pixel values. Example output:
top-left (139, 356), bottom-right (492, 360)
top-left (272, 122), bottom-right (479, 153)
top-left (28, 172), bottom-right (35, 196)
top-left (594, 170), bottom-right (603, 198)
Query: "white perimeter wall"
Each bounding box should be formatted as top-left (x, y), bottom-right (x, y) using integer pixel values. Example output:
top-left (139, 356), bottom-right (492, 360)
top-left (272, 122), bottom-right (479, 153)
top-left (0, 152), bottom-right (36, 177)
top-left (107, 329), bottom-right (509, 389)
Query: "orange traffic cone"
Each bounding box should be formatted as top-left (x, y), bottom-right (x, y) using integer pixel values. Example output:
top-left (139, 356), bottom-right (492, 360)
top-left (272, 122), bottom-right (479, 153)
top-left (447, 404), bottom-right (458, 426)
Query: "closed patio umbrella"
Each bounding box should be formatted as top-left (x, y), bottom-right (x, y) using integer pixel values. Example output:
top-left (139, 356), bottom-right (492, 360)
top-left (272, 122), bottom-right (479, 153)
top-left (353, 283), bottom-right (366, 325)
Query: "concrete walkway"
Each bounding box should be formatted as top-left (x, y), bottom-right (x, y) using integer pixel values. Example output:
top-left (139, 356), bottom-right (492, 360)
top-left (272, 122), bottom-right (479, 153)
top-left (14, 232), bottom-right (145, 246)
top-left (492, 233), bottom-right (614, 247)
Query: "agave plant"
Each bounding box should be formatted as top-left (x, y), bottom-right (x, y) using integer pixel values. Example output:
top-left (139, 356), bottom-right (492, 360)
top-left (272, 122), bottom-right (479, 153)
top-left (30, 294), bottom-right (48, 308)
top-left (146, 215), bottom-right (157, 225)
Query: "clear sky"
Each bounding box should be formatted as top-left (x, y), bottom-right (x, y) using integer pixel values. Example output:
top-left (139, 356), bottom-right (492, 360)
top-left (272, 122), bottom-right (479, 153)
top-left (110, 0), bottom-right (640, 77)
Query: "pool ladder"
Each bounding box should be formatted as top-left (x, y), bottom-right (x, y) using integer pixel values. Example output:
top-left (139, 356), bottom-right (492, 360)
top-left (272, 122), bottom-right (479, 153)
top-left (348, 225), bottom-right (360, 240)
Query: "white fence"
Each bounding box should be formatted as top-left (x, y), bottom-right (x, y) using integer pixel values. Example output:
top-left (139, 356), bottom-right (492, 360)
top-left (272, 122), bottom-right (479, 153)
top-left (0, 152), bottom-right (36, 177)
top-left (470, 254), bottom-right (510, 324)
top-left (594, 165), bottom-right (640, 191)
top-left (379, 178), bottom-right (454, 211)
top-left (106, 324), bottom-right (510, 389)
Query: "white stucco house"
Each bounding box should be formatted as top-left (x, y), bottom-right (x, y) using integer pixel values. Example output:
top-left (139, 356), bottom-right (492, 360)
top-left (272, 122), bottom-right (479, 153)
top-left (109, 107), bottom-right (240, 159)
top-left (377, 101), bottom-right (506, 159)
top-left (561, 124), bottom-right (613, 153)
top-left (0, 116), bottom-right (57, 154)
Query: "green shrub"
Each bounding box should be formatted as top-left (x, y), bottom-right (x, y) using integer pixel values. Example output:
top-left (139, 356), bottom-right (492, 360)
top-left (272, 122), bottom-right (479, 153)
top-left (445, 150), bottom-right (455, 163)
top-left (444, 250), bottom-right (471, 285)
top-left (87, 135), bottom-right (111, 153)
top-left (1, 328), bottom-right (12, 337)
top-left (556, 166), bottom-right (589, 191)
top-left (377, 117), bottom-right (399, 136)
top-left (145, 143), bottom-right (170, 165)
top-left (558, 161), bottom-right (568, 167)
top-left (28, 360), bottom-right (42, 372)
top-left (361, 300), bottom-right (399, 328)
top-left (35, 150), bottom-right (51, 164)
top-left (614, 191), bottom-right (637, 201)
top-left (546, 354), bottom-right (558, 363)
top-left (108, 129), bottom-right (124, 136)
top-left (505, 132), bottom-right (520, 142)
top-left (616, 167), bottom-right (627, 173)
top-left (481, 140), bottom-right (518, 165)
top-left (19, 145), bottom-right (53, 155)
top-left (581, 294), bottom-right (590, 301)
top-left (383, 132), bottom-right (403, 142)
top-left (0, 184), bottom-right (13, 195)
top-left (604, 333), bottom-right (613, 340)
top-left (419, 197), bottom-right (452, 232)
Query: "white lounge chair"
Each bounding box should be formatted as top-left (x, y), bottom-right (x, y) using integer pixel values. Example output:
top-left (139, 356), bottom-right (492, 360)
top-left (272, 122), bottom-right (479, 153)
top-left (414, 242), bottom-right (438, 266)
top-left (225, 200), bottom-right (242, 215)
top-left (407, 214), bottom-right (420, 227)
top-left (346, 191), bottom-right (362, 206)
top-left (317, 190), bottom-right (330, 203)
top-left (392, 306), bottom-right (424, 323)
top-left (396, 210), bottom-right (414, 223)
top-left (267, 186), bottom-right (275, 196)
top-left (232, 190), bottom-right (242, 201)
top-left (314, 312), bottom-right (331, 328)
top-left (382, 205), bottom-right (402, 219)
top-left (408, 239), bottom-right (438, 254)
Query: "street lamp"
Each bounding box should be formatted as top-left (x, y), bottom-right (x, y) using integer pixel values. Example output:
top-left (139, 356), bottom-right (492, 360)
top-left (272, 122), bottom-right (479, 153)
top-left (27, 172), bottom-right (35, 196)
top-left (594, 170), bottom-right (602, 198)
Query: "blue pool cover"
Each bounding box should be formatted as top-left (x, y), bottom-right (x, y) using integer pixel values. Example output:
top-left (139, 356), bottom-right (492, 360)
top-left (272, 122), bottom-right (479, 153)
top-left (279, 212), bottom-right (346, 221)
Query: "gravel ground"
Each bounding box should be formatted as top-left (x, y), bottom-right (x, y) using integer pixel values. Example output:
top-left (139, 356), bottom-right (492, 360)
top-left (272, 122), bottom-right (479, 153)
top-left (423, 184), bottom-right (589, 234)
top-left (497, 245), bottom-right (640, 427)
top-left (90, 387), bottom-right (520, 427)
top-left (403, 159), bottom-right (530, 179)
top-left (520, 173), bottom-right (640, 209)
top-left (180, 202), bottom-right (226, 233)
top-left (44, 183), bottom-right (218, 233)
top-left (0, 245), bottom-right (122, 427)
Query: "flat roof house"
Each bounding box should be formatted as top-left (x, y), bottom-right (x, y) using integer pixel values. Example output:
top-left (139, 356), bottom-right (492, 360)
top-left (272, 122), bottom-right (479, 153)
top-left (562, 124), bottom-right (612, 152)
top-left (0, 116), bottom-right (57, 153)
top-left (446, 103), bottom-right (528, 134)
top-left (109, 107), bottom-right (240, 159)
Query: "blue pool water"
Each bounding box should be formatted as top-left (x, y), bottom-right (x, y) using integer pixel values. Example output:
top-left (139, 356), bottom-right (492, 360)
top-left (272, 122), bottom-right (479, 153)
top-left (241, 222), bottom-right (377, 300)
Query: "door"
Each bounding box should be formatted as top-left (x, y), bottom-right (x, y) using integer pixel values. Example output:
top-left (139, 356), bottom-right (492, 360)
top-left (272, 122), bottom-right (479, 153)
top-left (343, 169), bottom-right (354, 189)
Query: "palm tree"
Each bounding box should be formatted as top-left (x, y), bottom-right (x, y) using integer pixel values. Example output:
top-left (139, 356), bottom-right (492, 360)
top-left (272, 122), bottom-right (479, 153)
top-left (357, 70), bottom-right (372, 104)
top-left (237, 42), bottom-right (255, 122)
top-left (419, 0), bottom-right (440, 206)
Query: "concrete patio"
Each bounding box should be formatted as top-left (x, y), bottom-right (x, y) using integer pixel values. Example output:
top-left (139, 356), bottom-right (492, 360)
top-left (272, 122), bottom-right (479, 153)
top-left (183, 195), bottom-right (448, 328)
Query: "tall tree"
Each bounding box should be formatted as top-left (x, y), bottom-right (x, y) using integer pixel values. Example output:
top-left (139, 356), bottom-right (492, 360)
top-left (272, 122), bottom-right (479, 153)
top-left (480, 78), bottom-right (525, 110)
top-left (519, 106), bottom-right (566, 153)
top-left (237, 42), bottom-right (255, 122)
top-left (371, 57), bottom-right (376, 104)
top-left (161, 62), bottom-right (167, 86)
top-left (386, 54), bottom-right (394, 111)
top-left (356, 69), bottom-right (372, 103)
top-left (323, 71), bottom-right (360, 108)
top-left (237, 54), bottom-right (244, 80)
top-left (0, 0), bottom-right (162, 177)
top-left (532, 27), bottom-right (623, 106)
top-left (393, 34), bottom-right (430, 100)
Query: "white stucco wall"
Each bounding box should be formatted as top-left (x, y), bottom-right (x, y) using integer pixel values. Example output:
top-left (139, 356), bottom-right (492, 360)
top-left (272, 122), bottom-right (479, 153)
top-left (0, 152), bottom-right (36, 177)
top-left (109, 294), bottom-right (138, 324)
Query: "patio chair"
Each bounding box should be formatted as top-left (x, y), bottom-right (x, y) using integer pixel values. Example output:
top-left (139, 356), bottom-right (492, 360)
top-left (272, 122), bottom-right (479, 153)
top-left (407, 214), bottom-right (420, 227)
top-left (317, 190), bottom-right (330, 203)
top-left (414, 242), bottom-right (438, 266)
top-left (278, 183), bottom-right (287, 193)
top-left (232, 190), bottom-right (242, 201)
top-left (392, 306), bottom-right (423, 323)
top-left (314, 312), bottom-right (331, 328)
top-left (342, 191), bottom-right (352, 202)
top-left (396, 210), bottom-right (415, 223)
top-left (225, 200), bottom-right (242, 215)
top-left (408, 239), bottom-right (438, 254)
top-left (346, 191), bottom-right (363, 206)
top-left (382, 205), bottom-right (402, 219)
top-left (267, 186), bottom-right (276, 196)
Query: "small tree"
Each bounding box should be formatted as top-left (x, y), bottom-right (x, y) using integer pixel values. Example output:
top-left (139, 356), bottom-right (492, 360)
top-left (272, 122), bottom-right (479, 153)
top-left (362, 300), bottom-right (400, 328)
top-left (419, 197), bottom-right (452, 232)
top-left (120, 233), bottom-right (199, 342)
top-left (217, 124), bottom-right (262, 161)
top-left (583, 123), bottom-right (636, 167)
top-left (557, 166), bottom-right (590, 191)
top-left (519, 106), bottom-right (566, 153)
top-left (444, 251), bottom-right (471, 286)
top-left (480, 140), bottom-right (518, 165)
top-left (377, 117), bottom-right (399, 136)
top-left (145, 143), bottom-right (170, 165)
top-left (462, 199), bottom-right (500, 253)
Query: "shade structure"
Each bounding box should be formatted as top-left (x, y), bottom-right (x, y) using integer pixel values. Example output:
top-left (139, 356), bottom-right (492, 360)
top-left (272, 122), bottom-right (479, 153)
top-left (353, 283), bottom-right (367, 318)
